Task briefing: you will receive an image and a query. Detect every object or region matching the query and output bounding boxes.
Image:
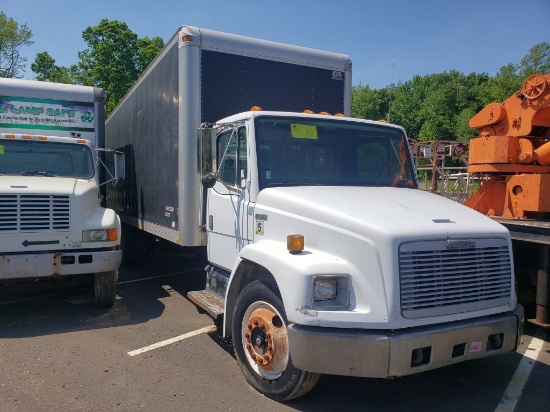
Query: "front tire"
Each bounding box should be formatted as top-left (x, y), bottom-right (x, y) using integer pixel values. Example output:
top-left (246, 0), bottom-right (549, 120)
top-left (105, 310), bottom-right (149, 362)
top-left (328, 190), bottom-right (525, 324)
top-left (232, 280), bottom-right (320, 401)
top-left (94, 270), bottom-right (117, 306)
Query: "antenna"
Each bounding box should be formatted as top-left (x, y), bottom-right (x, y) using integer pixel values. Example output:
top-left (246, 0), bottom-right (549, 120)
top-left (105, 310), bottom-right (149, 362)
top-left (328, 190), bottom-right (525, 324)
top-left (387, 53), bottom-right (395, 122)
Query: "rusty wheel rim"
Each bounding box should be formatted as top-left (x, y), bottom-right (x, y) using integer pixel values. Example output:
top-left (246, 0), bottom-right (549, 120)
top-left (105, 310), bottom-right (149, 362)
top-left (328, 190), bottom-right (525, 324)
top-left (522, 74), bottom-right (547, 99)
top-left (241, 301), bottom-right (289, 379)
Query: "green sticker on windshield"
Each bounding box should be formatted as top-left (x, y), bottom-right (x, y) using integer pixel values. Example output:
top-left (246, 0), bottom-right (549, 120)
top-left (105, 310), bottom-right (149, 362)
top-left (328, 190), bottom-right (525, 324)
top-left (0, 145), bottom-right (3, 154)
top-left (291, 124), bottom-right (318, 139)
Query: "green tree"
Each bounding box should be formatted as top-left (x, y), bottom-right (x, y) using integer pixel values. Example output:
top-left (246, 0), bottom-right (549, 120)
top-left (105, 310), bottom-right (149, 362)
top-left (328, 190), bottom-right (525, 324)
top-left (76, 19), bottom-right (164, 114)
top-left (352, 85), bottom-right (384, 120)
top-left (0, 12), bottom-right (33, 78)
top-left (351, 42), bottom-right (548, 143)
top-left (518, 42), bottom-right (550, 77)
top-left (31, 51), bottom-right (77, 83)
top-left (389, 75), bottom-right (432, 140)
top-left (136, 36), bottom-right (164, 73)
top-left (477, 63), bottom-right (522, 105)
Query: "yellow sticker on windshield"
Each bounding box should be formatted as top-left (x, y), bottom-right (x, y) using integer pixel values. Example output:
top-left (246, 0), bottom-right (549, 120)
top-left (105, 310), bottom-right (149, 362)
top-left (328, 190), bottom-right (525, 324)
top-left (0, 145), bottom-right (4, 154)
top-left (291, 124), bottom-right (318, 139)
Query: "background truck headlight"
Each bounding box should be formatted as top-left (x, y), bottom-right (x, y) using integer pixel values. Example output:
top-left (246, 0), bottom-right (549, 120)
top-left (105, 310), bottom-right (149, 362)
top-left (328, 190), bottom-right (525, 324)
top-left (83, 228), bottom-right (118, 242)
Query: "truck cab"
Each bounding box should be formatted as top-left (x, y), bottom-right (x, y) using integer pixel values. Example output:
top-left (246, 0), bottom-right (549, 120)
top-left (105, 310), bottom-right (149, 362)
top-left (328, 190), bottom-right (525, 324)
top-left (191, 109), bottom-right (523, 401)
top-left (205, 111), bottom-right (416, 268)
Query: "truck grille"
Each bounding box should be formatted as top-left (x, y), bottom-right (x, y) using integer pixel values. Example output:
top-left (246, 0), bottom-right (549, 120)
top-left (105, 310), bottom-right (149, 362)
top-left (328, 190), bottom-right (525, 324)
top-left (399, 239), bottom-right (512, 318)
top-left (0, 194), bottom-right (70, 232)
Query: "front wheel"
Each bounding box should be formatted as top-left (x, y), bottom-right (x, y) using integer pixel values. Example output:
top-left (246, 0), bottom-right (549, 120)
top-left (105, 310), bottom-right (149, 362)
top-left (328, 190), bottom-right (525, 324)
top-left (94, 270), bottom-right (118, 306)
top-left (232, 281), bottom-right (320, 401)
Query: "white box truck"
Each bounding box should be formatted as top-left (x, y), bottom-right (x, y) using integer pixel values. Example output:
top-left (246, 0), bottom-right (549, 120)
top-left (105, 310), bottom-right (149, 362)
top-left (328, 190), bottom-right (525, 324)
top-left (0, 78), bottom-right (124, 306)
top-left (106, 26), bottom-right (523, 400)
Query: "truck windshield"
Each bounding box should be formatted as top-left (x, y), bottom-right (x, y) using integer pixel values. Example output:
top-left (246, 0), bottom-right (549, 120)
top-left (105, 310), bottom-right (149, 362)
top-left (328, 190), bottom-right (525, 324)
top-left (0, 139), bottom-right (94, 179)
top-left (255, 116), bottom-right (416, 190)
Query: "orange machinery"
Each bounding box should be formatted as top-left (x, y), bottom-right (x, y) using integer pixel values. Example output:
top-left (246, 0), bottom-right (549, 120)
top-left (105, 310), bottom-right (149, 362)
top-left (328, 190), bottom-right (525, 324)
top-left (465, 73), bottom-right (550, 219)
top-left (465, 74), bottom-right (550, 327)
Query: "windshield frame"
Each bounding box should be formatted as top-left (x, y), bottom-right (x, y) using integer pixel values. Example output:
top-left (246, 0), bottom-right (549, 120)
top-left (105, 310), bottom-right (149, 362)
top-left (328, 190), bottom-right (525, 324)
top-left (253, 115), bottom-right (417, 191)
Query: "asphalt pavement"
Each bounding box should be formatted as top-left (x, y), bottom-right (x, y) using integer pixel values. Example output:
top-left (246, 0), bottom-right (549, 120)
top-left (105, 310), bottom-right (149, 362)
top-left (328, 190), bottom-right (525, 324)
top-left (1, 252), bottom-right (549, 411)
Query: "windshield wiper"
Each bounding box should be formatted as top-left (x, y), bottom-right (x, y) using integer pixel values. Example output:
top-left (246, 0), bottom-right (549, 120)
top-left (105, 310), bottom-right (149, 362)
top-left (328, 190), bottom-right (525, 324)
top-left (266, 182), bottom-right (326, 187)
top-left (21, 171), bottom-right (57, 177)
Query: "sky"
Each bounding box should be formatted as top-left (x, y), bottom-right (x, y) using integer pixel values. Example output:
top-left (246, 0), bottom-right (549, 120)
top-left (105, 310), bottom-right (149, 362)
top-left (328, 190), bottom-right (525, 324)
top-left (2, 0), bottom-right (549, 90)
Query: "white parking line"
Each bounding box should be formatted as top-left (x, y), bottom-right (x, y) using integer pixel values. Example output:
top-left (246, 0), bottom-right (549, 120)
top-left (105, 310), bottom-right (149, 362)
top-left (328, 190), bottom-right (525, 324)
top-left (0, 294), bottom-right (54, 306)
top-left (494, 334), bottom-right (545, 412)
top-left (127, 325), bottom-right (217, 356)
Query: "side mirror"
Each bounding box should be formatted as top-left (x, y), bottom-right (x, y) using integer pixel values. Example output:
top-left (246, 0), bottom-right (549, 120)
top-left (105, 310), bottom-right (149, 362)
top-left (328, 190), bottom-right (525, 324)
top-left (114, 151), bottom-right (125, 181)
top-left (198, 126), bottom-right (218, 188)
top-left (95, 148), bottom-right (125, 187)
top-left (198, 126), bottom-right (216, 174)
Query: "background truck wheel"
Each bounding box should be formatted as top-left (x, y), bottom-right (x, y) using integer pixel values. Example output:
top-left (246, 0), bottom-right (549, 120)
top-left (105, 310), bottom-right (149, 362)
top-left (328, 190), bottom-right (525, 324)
top-left (232, 280), bottom-right (320, 401)
top-left (94, 270), bottom-right (118, 306)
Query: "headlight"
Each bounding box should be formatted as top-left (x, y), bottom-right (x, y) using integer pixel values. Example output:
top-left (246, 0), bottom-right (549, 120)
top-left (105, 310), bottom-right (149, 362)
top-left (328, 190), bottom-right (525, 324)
top-left (83, 228), bottom-right (118, 242)
top-left (313, 278), bottom-right (338, 301)
top-left (312, 275), bottom-right (350, 309)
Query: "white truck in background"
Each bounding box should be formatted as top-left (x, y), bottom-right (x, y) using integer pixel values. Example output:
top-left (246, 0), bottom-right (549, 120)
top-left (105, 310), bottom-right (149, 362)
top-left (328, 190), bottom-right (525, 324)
top-left (106, 26), bottom-right (523, 400)
top-left (0, 78), bottom-right (124, 306)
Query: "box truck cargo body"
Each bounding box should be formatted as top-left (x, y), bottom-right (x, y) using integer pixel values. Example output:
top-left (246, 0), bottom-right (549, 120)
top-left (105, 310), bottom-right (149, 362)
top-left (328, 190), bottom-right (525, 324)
top-left (106, 26), bottom-right (522, 401)
top-left (106, 26), bottom-right (351, 248)
top-left (0, 78), bottom-right (124, 306)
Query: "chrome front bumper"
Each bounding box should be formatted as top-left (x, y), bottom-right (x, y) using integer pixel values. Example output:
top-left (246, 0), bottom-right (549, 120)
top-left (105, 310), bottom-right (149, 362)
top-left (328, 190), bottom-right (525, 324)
top-left (288, 305), bottom-right (524, 378)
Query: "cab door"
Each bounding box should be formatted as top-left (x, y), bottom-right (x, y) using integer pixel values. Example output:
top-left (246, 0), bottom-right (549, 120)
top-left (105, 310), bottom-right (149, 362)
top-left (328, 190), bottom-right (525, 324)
top-left (206, 126), bottom-right (251, 270)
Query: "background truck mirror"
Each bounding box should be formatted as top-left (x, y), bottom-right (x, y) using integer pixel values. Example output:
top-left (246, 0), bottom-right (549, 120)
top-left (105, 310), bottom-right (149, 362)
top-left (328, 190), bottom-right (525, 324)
top-left (114, 151), bottom-right (125, 181)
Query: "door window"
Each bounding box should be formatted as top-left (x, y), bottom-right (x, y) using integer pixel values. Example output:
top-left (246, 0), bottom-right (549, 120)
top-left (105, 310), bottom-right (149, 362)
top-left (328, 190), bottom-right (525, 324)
top-left (217, 127), bottom-right (247, 187)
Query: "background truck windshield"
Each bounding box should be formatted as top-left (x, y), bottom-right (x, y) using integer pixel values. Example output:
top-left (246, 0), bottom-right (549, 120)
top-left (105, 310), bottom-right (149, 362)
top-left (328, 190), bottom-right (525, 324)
top-left (0, 140), bottom-right (94, 179)
top-left (255, 116), bottom-right (416, 190)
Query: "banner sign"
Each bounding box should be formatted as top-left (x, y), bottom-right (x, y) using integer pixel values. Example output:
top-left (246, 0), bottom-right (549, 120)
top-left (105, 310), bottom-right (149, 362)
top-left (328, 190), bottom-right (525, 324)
top-left (0, 96), bottom-right (95, 132)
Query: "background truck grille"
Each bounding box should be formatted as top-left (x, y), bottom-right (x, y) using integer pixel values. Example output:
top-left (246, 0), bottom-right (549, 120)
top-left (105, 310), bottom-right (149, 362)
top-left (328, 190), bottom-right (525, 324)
top-left (399, 238), bottom-right (512, 318)
top-left (0, 194), bottom-right (70, 232)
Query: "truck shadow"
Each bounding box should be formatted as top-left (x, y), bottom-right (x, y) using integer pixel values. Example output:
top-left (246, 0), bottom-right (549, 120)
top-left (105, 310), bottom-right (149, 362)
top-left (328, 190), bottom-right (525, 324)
top-left (0, 252), bottom-right (206, 339)
top-left (204, 322), bottom-right (550, 412)
top-left (0, 285), bottom-right (167, 339)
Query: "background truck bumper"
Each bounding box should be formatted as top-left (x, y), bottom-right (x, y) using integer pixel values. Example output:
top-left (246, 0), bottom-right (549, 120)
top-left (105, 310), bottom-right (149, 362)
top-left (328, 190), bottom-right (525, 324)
top-left (0, 249), bottom-right (122, 280)
top-left (287, 305), bottom-right (524, 378)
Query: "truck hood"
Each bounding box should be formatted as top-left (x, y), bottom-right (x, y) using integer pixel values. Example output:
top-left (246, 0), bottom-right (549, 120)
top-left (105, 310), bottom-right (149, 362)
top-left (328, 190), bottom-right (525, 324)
top-left (0, 175), bottom-right (116, 254)
top-left (256, 186), bottom-right (509, 240)
top-left (250, 186), bottom-right (514, 329)
top-left (0, 175), bottom-right (80, 194)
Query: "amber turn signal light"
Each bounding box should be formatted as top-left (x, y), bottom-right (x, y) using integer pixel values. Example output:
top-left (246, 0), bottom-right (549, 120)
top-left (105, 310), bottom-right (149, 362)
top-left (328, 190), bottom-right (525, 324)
top-left (287, 234), bottom-right (304, 254)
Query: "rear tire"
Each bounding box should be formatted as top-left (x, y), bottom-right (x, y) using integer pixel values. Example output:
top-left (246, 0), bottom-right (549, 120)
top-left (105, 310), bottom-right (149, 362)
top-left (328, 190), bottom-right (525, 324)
top-left (94, 270), bottom-right (117, 306)
top-left (232, 280), bottom-right (320, 401)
